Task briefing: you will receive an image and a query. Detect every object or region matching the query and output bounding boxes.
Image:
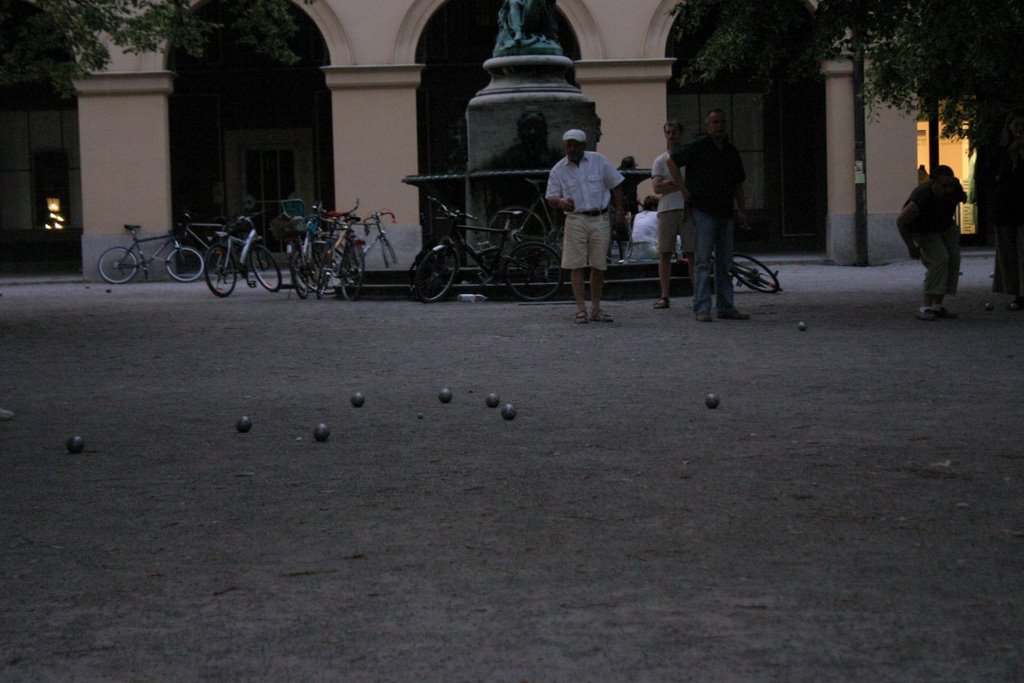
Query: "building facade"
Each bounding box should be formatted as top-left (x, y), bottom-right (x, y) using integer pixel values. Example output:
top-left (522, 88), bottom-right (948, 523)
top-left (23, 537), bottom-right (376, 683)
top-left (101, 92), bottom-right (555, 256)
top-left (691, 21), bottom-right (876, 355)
top-left (1, 0), bottom-right (920, 277)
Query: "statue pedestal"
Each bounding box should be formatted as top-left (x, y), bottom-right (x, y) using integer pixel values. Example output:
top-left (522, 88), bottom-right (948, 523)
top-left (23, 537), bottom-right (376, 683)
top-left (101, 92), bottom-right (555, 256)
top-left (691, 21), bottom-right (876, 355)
top-left (465, 55), bottom-right (601, 218)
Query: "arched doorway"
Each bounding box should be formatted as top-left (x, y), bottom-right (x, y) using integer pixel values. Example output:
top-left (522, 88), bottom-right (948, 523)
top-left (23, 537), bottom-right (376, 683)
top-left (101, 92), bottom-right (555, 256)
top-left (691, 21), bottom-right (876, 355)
top-left (665, 10), bottom-right (827, 252)
top-left (168, 1), bottom-right (332, 248)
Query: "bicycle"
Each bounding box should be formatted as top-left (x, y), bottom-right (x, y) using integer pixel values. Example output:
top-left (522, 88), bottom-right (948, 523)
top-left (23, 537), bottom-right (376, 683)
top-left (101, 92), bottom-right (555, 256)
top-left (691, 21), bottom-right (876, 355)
top-left (203, 213), bottom-right (282, 297)
top-left (360, 210), bottom-right (398, 268)
top-left (273, 201), bottom-right (323, 300)
top-left (728, 253), bottom-right (782, 293)
top-left (312, 201), bottom-right (365, 301)
top-left (412, 196), bottom-right (563, 303)
top-left (97, 224), bottom-right (204, 284)
top-left (488, 176), bottom-right (563, 248)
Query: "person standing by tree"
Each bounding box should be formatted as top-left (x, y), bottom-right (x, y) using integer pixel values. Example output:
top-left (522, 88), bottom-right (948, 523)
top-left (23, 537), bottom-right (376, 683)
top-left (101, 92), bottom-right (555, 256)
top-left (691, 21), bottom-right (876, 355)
top-left (651, 119), bottom-right (692, 309)
top-left (896, 164), bottom-right (966, 320)
top-left (546, 129), bottom-right (626, 324)
top-left (991, 109), bottom-right (1024, 310)
top-left (667, 109), bottom-right (749, 322)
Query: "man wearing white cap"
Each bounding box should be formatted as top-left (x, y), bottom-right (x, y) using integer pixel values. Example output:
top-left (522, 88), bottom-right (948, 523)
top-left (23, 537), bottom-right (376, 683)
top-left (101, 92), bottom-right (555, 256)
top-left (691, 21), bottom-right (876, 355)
top-left (546, 128), bottom-right (626, 323)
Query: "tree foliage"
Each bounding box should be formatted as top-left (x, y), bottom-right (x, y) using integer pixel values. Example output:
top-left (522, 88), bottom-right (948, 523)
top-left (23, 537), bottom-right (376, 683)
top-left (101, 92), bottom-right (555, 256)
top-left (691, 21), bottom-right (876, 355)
top-left (671, 0), bottom-right (1024, 145)
top-left (0, 0), bottom-right (313, 96)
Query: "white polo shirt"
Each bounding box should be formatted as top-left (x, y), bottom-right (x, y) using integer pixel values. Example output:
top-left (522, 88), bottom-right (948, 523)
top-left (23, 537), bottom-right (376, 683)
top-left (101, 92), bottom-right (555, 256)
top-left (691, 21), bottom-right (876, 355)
top-left (546, 151), bottom-right (625, 213)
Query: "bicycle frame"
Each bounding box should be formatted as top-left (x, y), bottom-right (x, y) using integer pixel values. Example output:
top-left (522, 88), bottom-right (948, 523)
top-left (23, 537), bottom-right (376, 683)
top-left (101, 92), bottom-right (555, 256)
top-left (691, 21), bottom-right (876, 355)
top-left (435, 210), bottom-right (514, 281)
top-left (360, 211), bottom-right (396, 262)
top-left (126, 229), bottom-right (186, 278)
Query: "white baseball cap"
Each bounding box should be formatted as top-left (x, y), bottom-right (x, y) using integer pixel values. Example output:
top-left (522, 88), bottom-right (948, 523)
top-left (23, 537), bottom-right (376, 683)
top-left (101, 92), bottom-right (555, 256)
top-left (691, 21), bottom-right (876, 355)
top-left (562, 129), bottom-right (587, 142)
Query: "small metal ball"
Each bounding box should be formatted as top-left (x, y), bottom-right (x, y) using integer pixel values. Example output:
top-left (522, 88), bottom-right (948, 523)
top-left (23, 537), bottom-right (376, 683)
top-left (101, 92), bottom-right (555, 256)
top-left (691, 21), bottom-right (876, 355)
top-left (797, 322), bottom-right (807, 331)
top-left (313, 423), bottom-right (330, 442)
top-left (984, 302), bottom-right (994, 311)
top-left (501, 403), bottom-right (517, 421)
top-left (438, 388), bottom-right (453, 403)
top-left (417, 412), bottom-right (425, 420)
top-left (705, 393), bottom-right (720, 409)
top-left (485, 393), bottom-right (500, 408)
top-left (236, 416), bottom-right (253, 433)
top-left (66, 436), bottom-right (85, 454)
top-left (350, 392), bottom-right (365, 407)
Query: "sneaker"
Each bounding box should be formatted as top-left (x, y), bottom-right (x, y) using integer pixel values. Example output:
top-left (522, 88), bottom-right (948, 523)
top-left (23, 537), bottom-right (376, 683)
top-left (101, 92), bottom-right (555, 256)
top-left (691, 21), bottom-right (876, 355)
top-left (717, 310), bottom-right (750, 320)
top-left (916, 307), bottom-right (937, 321)
top-left (653, 297), bottom-right (670, 309)
top-left (695, 311), bottom-right (712, 322)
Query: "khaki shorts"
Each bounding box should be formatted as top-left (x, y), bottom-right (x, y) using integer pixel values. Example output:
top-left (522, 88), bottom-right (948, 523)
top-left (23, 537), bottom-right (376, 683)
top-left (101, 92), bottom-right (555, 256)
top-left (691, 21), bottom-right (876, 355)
top-left (657, 209), bottom-right (694, 254)
top-left (561, 212), bottom-right (611, 271)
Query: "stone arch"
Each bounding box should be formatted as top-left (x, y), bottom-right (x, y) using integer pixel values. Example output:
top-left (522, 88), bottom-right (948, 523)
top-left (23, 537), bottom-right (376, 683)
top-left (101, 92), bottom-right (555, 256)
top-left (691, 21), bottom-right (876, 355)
top-left (644, 0), bottom-right (817, 59)
top-left (642, 0), bottom-right (681, 59)
top-left (170, 0), bottom-right (353, 68)
top-left (394, 0), bottom-right (602, 64)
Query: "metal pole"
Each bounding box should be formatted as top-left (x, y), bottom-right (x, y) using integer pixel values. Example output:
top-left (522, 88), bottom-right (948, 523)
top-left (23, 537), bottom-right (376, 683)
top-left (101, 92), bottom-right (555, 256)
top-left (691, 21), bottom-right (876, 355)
top-left (853, 46), bottom-right (868, 266)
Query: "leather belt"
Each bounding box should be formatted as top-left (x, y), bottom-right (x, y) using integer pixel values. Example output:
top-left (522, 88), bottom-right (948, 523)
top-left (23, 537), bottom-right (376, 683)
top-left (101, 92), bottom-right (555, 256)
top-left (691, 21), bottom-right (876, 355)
top-left (574, 209), bottom-right (606, 217)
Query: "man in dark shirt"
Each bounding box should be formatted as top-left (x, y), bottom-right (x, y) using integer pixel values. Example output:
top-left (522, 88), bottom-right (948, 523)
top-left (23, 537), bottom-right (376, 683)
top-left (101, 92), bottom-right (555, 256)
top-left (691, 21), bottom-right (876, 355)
top-left (667, 109), bottom-right (749, 322)
top-left (897, 164), bottom-right (966, 320)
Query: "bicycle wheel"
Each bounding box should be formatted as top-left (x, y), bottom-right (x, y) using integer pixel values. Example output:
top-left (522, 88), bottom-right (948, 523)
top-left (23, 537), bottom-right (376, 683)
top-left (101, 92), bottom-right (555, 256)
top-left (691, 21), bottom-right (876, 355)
top-left (289, 252), bottom-right (309, 299)
top-left (250, 245), bottom-right (282, 292)
top-left (489, 206), bottom-right (549, 242)
top-left (413, 244), bottom-right (458, 303)
top-left (505, 241), bottom-right (563, 301)
top-left (731, 253), bottom-right (781, 293)
top-left (165, 245), bottom-right (204, 282)
top-left (97, 246), bottom-right (139, 284)
top-left (338, 242), bottom-right (365, 301)
top-left (203, 244), bottom-right (237, 297)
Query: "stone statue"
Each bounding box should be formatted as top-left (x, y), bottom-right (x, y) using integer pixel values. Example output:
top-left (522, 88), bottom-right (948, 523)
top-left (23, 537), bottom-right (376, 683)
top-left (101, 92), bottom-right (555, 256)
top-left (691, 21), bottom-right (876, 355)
top-left (493, 0), bottom-right (562, 57)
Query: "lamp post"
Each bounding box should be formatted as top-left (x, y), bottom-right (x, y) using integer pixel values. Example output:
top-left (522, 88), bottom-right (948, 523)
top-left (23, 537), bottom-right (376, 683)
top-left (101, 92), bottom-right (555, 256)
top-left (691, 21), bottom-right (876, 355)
top-left (853, 44), bottom-right (868, 266)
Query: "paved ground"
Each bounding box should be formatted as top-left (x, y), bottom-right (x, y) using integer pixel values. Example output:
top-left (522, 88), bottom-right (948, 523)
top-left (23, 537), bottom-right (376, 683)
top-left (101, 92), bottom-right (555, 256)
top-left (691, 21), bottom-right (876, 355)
top-left (1, 254), bottom-right (1022, 682)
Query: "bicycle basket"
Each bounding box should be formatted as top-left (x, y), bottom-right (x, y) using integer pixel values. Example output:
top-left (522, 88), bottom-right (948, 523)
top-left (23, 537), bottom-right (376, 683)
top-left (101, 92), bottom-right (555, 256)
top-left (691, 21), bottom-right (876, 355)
top-left (280, 198), bottom-right (306, 218)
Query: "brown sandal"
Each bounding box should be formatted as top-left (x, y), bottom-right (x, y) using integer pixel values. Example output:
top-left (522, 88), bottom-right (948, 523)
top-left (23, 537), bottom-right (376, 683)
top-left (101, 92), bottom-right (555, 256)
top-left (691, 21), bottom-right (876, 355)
top-left (574, 310), bottom-right (589, 324)
top-left (653, 297), bottom-right (670, 309)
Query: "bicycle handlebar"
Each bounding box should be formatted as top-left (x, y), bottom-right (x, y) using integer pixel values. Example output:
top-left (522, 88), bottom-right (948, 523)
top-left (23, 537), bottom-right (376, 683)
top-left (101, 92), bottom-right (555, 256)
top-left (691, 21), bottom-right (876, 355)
top-left (428, 196), bottom-right (476, 222)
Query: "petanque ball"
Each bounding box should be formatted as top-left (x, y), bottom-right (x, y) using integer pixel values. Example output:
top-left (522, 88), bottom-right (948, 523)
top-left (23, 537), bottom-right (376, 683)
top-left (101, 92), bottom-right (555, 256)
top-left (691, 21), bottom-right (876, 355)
top-left (798, 321), bottom-right (807, 331)
top-left (236, 416), bottom-right (253, 433)
top-left (705, 393), bottom-right (720, 409)
top-left (313, 423), bottom-right (330, 442)
top-left (417, 412), bottom-right (425, 420)
top-left (438, 387), bottom-right (453, 404)
top-left (66, 436), bottom-right (85, 454)
top-left (984, 302), bottom-right (994, 311)
top-left (485, 393), bottom-right (500, 408)
top-left (501, 403), bottom-right (517, 421)
top-left (350, 392), bottom-right (365, 408)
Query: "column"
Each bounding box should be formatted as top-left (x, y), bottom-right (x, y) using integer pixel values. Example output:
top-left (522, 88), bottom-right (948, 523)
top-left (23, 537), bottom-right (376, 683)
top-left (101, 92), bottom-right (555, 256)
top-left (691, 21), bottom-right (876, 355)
top-left (75, 72), bottom-right (174, 278)
top-left (323, 65), bottom-right (424, 264)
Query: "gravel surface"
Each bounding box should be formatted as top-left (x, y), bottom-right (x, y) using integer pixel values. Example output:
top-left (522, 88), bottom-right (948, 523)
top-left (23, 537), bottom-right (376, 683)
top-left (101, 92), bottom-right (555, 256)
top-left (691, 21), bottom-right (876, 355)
top-left (1, 257), bottom-right (1022, 681)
